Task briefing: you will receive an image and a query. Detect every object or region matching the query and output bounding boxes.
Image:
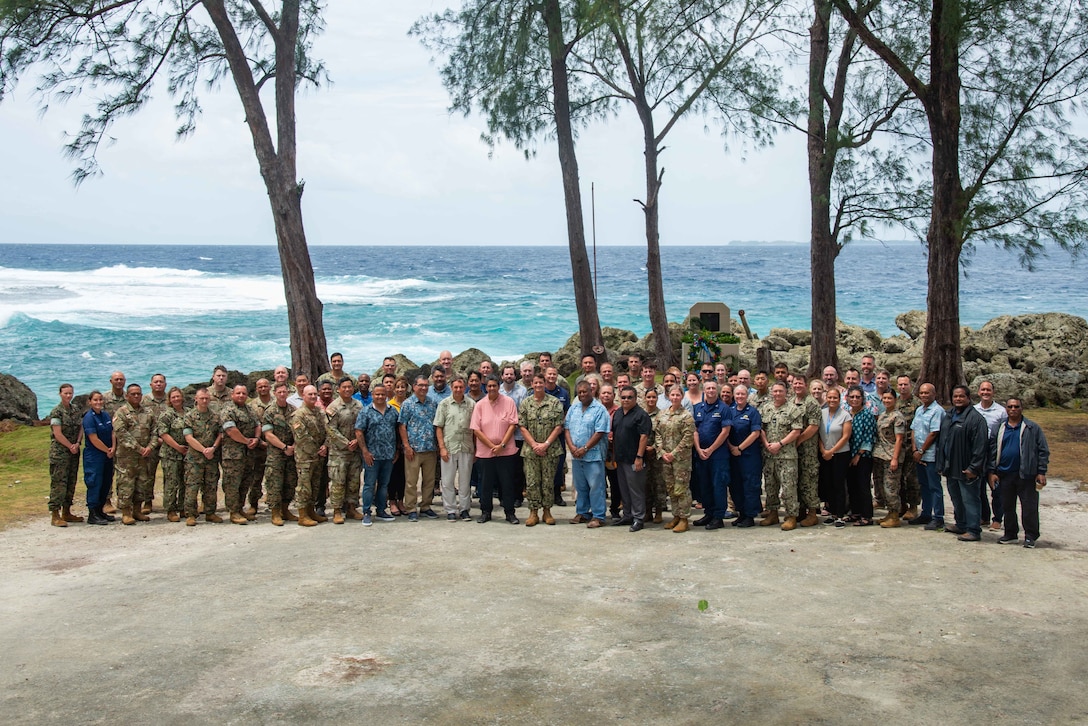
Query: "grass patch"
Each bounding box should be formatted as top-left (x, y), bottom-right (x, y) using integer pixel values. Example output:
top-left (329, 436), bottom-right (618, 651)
top-left (1027, 408), bottom-right (1088, 485)
top-left (0, 425), bottom-right (52, 530)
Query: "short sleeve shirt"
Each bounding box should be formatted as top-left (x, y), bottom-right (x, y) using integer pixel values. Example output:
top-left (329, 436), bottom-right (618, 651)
top-left (355, 403), bottom-right (400, 461)
top-left (399, 396), bottom-right (439, 452)
top-left (564, 398), bottom-right (611, 462)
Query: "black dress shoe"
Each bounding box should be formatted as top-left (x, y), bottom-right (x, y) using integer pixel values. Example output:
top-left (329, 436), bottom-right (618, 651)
top-left (556, 498), bottom-right (568, 506)
top-left (478, 512), bottom-right (492, 523)
top-left (612, 517), bottom-right (634, 526)
top-left (87, 509), bottom-right (109, 525)
top-left (733, 517), bottom-right (756, 528)
top-left (506, 513), bottom-right (520, 525)
top-left (692, 515), bottom-right (711, 526)
top-left (705, 517), bottom-right (725, 530)
top-left (101, 509), bottom-right (116, 522)
top-left (629, 520), bottom-right (644, 532)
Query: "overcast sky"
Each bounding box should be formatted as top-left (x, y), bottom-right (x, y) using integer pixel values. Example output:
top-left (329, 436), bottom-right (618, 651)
top-left (0, 1), bottom-right (816, 248)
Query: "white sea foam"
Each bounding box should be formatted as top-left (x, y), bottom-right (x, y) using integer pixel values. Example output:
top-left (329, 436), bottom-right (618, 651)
top-left (0, 265), bottom-right (456, 328)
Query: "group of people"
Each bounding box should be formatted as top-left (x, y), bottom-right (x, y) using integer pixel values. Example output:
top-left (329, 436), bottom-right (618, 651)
top-left (47, 349), bottom-right (1050, 547)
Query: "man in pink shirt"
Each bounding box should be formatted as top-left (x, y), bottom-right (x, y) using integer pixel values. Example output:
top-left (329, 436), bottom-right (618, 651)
top-left (470, 375), bottom-right (521, 524)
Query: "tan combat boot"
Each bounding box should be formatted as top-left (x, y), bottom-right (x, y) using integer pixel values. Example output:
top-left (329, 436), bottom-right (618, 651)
top-left (310, 507), bottom-right (328, 523)
top-left (781, 516), bottom-right (798, 531)
top-left (799, 510), bottom-right (819, 527)
top-left (902, 505), bottom-right (919, 521)
top-left (270, 505), bottom-right (284, 527)
top-left (346, 504), bottom-right (364, 521)
top-left (525, 510), bottom-right (539, 527)
top-left (51, 509), bottom-right (67, 527)
top-left (542, 508), bottom-right (555, 525)
top-left (672, 517), bottom-right (689, 533)
top-left (141, 501), bottom-right (153, 515)
top-left (121, 507), bottom-right (136, 525)
top-left (281, 506), bottom-right (298, 522)
top-left (62, 505), bottom-right (84, 523)
top-left (664, 517), bottom-right (679, 530)
top-left (333, 509), bottom-right (345, 524)
top-left (880, 512), bottom-right (902, 528)
top-left (229, 510), bottom-right (248, 525)
top-left (244, 505), bottom-right (258, 519)
top-left (759, 511), bottom-right (780, 526)
top-left (185, 515), bottom-right (197, 526)
top-left (167, 512), bottom-right (181, 523)
top-left (103, 498), bottom-right (116, 514)
top-left (133, 505), bottom-right (150, 522)
top-left (653, 507), bottom-right (663, 524)
top-left (205, 512), bottom-right (224, 523)
top-left (298, 507), bottom-right (319, 527)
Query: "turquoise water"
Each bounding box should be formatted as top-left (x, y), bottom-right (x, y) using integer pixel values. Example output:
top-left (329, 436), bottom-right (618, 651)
top-left (1, 242), bottom-right (1084, 412)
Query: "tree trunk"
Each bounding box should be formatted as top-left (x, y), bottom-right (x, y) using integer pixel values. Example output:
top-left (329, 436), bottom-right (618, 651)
top-left (202, 0), bottom-right (329, 378)
top-left (918, 0), bottom-right (966, 404)
top-left (642, 142), bottom-right (673, 370)
top-left (611, 18), bottom-right (673, 370)
top-left (542, 0), bottom-right (604, 359)
top-left (807, 0), bottom-right (840, 380)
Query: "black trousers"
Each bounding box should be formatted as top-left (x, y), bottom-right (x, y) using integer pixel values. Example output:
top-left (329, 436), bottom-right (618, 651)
top-left (999, 472), bottom-right (1041, 541)
top-left (819, 452), bottom-right (850, 517)
top-left (479, 454), bottom-right (519, 516)
top-left (846, 455), bottom-right (874, 519)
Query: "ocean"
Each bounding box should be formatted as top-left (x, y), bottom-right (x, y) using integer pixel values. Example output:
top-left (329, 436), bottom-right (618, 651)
top-left (2, 242), bottom-right (1085, 413)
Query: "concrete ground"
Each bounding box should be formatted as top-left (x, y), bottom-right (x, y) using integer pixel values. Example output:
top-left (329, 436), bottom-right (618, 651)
top-left (3, 479), bottom-right (1088, 725)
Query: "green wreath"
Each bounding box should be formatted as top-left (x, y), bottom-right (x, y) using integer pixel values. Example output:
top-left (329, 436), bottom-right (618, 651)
top-left (682, 318), bottom-right (739, 368)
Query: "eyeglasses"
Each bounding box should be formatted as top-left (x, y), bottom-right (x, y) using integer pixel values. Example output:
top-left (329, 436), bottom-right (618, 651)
top-left (620, 395), bottom-right (634, 400)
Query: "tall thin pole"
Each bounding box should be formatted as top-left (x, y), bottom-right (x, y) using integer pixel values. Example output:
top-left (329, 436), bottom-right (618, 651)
top-left (591, 182), bottom-right (598, 300)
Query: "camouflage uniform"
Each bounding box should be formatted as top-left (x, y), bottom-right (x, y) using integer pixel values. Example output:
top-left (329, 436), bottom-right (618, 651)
top-left (143, 394), bottom-right (169, 505)
top-left (325, 396), bottom-right (363, 510)
top-left (208, 388), bottom-right (232, 413)
top-left (290, 404), bottom-right (327, 511)
top-left (317, 371), bottom-right (356, 388)
top-left (757, 398), bottom-right (778, 509)
top-left (244, 396), bottom-right (276, 509)
top-left (183, 407), bottom-right (221, 518)
top-left (48, 402), bottom-right (82, 511)
top-left (518, 394), bottom-right (564, 509)
top-left (113, 402), bottom-right (156, 508)
top-left (644, 408), bottom-right (667, 512)
top-left (762, 402), bottom-right (803, 517)
top-left (220, 400), bottom-right (259, 515)
top-left (103, 391), bottom-right (127, 500)
top-left (750, 389), bottom-right (772, 413)
top-left (873, 408), bottom-right (910, 514)
top-left (104, 392), bottom-right (127, 417)
top-left (262, 402), bottom-right (298, 510)
top-left (633, 382), bottom-right (665, 408)
top-left (896, 396), bottom-right (921, 508)
top-left (792, 396), bottom-right (822, 513)
top-left (655, 406), bottom-right (695, 518)
top-left (156, 406), bottom-right (189, 514)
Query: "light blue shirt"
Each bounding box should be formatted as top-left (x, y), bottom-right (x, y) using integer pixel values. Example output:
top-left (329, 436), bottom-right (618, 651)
top-left (564, 398), bottom-right (610, 462)
top-left (500, 383), bottom-right (529, 440)
top-left (911, 401), bottom-right (945, 463)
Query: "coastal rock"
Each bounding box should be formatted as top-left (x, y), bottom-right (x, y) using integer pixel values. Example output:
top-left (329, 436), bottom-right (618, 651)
top-left (181, 369), bottom-right (252, 399)
top-left (769, 328), bottom-right (811, 347)
top-left (1033, 367), bottom-right (1085, 407)
top-left (636, 322), bottom-right (686, 368)
top-left (451, 349), bottom-right (488, 376)
top-left (836, 319), bottom-right (883, 354)
top-left (881, 335), bottom-right (912, 354)
top-left (763, 335), bottom-right (793, 352)
top-left (0, 373), bottom-right (39, 425)
top-left (896, 310), bottom-right (927, 339)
